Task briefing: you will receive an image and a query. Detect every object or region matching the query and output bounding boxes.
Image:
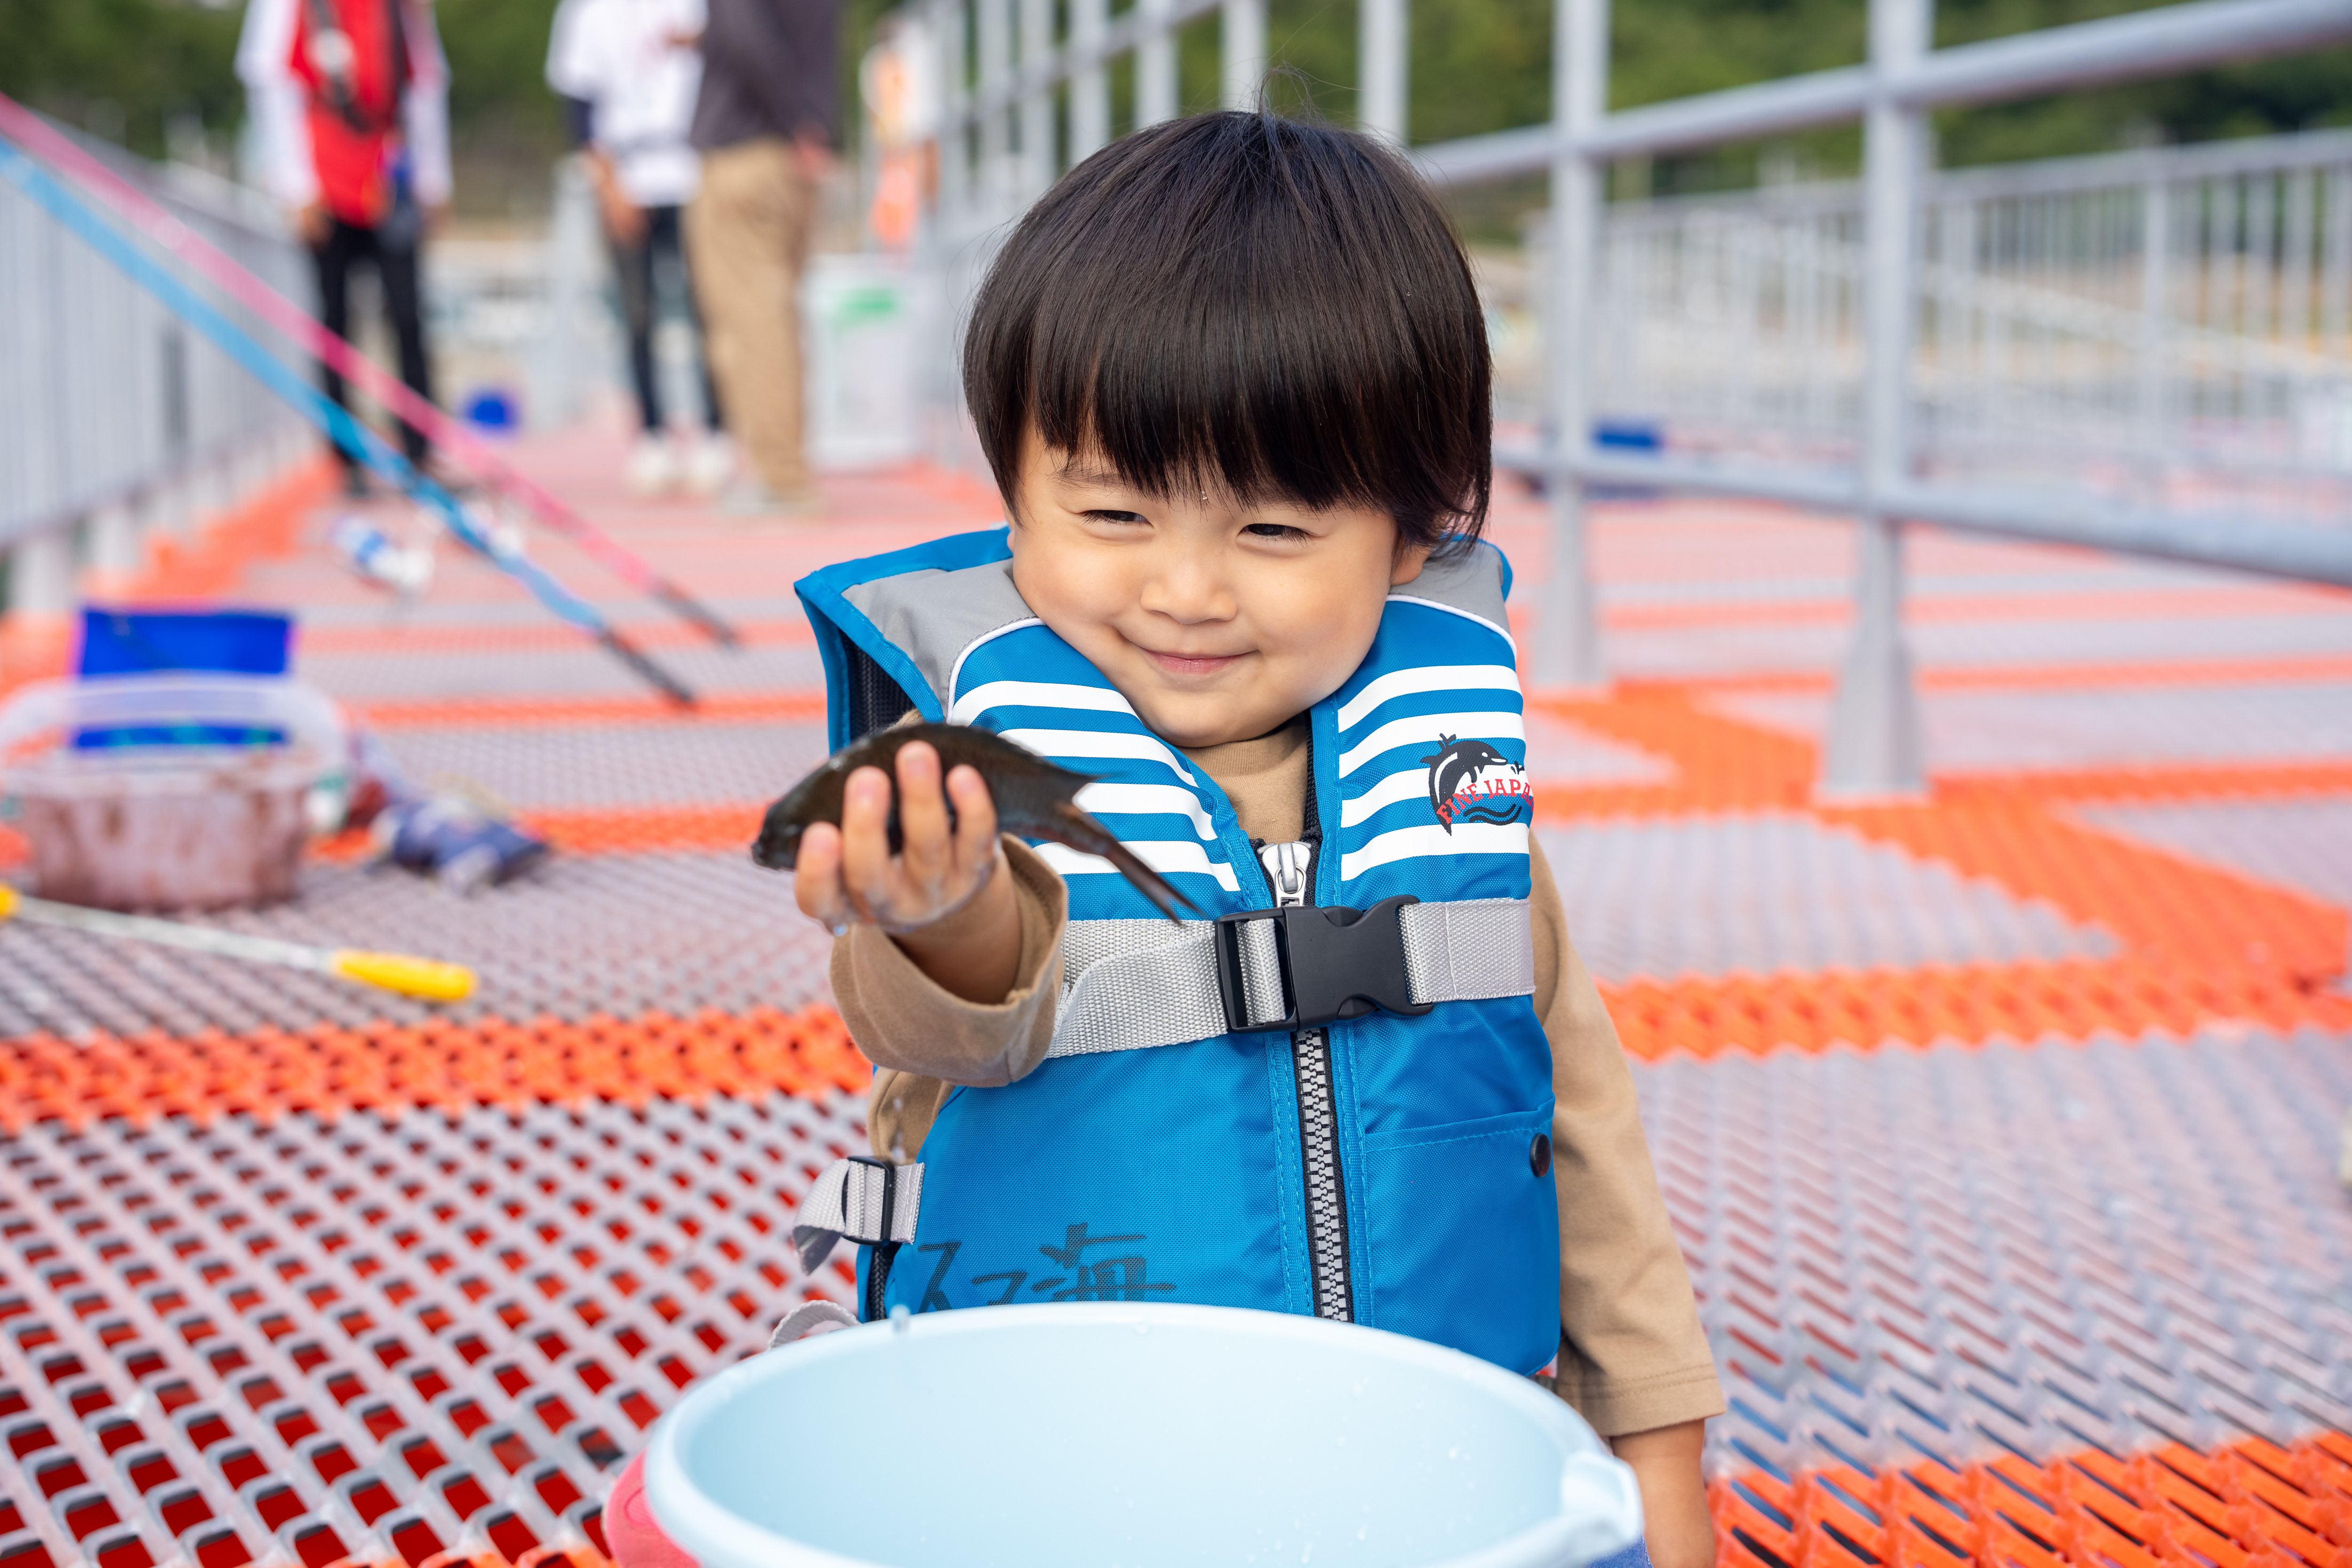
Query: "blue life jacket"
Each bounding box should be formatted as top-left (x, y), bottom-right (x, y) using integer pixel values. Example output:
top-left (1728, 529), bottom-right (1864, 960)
top-left (794, 528), bottom-right (1560, 1374)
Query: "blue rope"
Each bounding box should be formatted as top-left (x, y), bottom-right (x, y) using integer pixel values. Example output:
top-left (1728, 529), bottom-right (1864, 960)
top-left (0, 134), bottom-right (695, 701)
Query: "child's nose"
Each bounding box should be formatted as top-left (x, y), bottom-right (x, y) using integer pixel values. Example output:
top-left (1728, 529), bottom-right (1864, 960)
top-left (1138, 562), bottom-right (1238, 623)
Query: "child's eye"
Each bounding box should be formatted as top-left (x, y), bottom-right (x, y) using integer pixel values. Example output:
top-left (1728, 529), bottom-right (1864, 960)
top-left (1083, 509), bottom-right (1149, 525)
top-left (1242, 523), bottom-right (1310, 542)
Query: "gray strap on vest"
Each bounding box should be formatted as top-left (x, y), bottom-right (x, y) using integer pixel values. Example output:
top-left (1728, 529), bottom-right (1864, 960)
top-left (767, 1299), bottom-right (860, 1348)
top-left (1050, 897), bottom-right (1535, 1059)
top-left (786, 899), bottom-right (1532, 1273)
top-left (791, 1156), bottom-right (923, 1272)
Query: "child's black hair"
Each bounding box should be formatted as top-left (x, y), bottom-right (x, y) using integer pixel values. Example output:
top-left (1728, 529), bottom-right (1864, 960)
top-left (963, 110), bottom-right (1492, 556)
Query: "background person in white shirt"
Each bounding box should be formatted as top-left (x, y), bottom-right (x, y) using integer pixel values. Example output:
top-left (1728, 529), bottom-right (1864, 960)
top-left (547, 0), bottom-right (731, 498)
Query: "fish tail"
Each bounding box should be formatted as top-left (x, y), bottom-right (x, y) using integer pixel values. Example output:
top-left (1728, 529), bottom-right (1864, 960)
top-left (1048, 803), bottom-right (1199, 921)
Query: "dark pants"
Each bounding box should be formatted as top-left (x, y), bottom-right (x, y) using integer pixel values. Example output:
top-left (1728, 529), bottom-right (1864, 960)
top-left (611, 204), bottom-right (719, 434)
top-left (312, 217), bottom-right (434, 470)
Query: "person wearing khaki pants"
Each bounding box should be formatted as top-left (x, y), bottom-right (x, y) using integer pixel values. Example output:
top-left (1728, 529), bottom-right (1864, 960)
top-left (686, 0), bottom-right (840, 514)
top-left (689, 138), bottom-right (818, 508)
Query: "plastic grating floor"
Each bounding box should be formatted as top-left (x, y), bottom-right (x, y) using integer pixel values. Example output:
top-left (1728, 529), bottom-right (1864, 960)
top-left (0, 1090), bottom-right (865, 1568)
top-left (1605, 609), bottom-right (2352, 684)
top-left (1707, 685), bottom-right (2352, 774)
top-left (2073, 798), bottom-right (2352, 927)
top-left (0, 444), bottom-right (2343, 1568)
top-left (0, 852), bottom-right (835, 1038)
top-left (1539, 815), bottom-right (2114, 985)
top-left (366, 724), bottom-right (828, 815)
top-left (1649, 1032), bottom-right (2352, 1483)
top-left (287, 644), bottom-right (826, 705)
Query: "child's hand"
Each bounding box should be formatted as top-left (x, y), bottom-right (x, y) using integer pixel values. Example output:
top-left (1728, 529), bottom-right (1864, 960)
top-left (792, 739), bottom-right (1003, 936)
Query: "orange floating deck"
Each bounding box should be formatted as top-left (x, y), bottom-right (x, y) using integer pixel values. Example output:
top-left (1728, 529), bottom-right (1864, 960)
top-left (1, 424), bottom-right (2346, 1568)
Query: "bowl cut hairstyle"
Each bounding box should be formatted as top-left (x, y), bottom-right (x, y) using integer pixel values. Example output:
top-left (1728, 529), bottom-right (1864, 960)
top-left (964, 110), bottom-right (1493, 556)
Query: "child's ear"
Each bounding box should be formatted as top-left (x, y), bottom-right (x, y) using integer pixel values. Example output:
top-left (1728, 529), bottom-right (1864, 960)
top-left (1390, 541), bottom-right (1433, 587)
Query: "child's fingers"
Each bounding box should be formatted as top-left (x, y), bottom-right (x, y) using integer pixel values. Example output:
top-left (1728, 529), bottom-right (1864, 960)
top-left (835, 764), bottom-right (896, 922)
top-left (892, 741), bottom-right (951, 889)
top-left (945, 764), bottom-right (998, 874)
top-left (791, 821), bottom-right (849, 927)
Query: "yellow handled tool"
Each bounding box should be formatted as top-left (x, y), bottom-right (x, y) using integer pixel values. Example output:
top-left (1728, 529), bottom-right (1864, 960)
top-left (0, 886), bottom-right (476, 1003)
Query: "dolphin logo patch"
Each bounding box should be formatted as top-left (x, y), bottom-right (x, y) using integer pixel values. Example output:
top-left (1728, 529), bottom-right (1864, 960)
top-left (1420, 733), bottom-right (1531, 832)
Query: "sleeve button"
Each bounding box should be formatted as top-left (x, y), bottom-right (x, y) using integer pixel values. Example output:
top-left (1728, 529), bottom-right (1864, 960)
top-left (1529, 1133), bottom-right (1551, 1178)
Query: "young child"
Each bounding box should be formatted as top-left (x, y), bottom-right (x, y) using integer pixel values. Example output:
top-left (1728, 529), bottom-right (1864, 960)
top-left (788, 111), bottom-right (1722, 1568)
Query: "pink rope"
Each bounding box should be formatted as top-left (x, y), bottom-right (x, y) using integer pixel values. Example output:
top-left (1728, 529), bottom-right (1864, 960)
top-left (0, 92), bottom-right (738, 645)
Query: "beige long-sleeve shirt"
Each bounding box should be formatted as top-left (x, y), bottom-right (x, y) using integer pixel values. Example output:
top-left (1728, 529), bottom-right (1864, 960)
top-left (833, 718), bottom-right (1724, 1438)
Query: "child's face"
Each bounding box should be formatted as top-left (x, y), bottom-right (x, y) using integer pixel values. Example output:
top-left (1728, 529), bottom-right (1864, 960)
top-left (1007, 427), bottom-right (1430, 748)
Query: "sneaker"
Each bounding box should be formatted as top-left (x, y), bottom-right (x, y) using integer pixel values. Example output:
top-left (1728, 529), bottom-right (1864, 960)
top-left (625, 433), bottom-right (680, 497)
top-left (682, 432), bottom-right (734, 498)
top-left (717, 480), bottom-right (824, 517)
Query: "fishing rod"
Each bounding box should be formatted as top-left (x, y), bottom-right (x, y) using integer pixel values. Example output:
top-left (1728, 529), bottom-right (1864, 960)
top-left (0, 886), bottom-right (476, 1002)
top-left (0, 92), bottom-right (741, 648)
top-left (0, 131), bottom-right (699, 708)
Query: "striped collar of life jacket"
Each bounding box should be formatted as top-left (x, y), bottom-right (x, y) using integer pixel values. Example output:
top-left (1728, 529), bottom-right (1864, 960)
top-left (795, 527), bottom-right (1533, 925)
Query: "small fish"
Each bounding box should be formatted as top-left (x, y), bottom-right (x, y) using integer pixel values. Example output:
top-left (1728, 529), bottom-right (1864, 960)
top-left (751, 721), bottom-right (1198, 921)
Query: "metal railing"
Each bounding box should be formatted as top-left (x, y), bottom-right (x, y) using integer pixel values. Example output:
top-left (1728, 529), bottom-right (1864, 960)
top-left (893, 0), bottom-right (2352, 794)
top-left (1474, 0), bottom-right (2352, 792)
top-left (1578, 130), bottom-right (2352, 530)
top-left (0, 124), bottom-right (310, 619)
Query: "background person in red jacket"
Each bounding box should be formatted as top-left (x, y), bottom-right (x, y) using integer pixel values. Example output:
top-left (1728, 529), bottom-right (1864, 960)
top-left (239, 0), bottom-right (453, 496)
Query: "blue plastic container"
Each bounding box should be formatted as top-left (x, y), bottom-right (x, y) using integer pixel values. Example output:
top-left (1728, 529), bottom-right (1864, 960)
top-left (73, 608), bottom-right (297, 749)
top-left (78, 607), bottom-right (292, 679)
top-left (463, 387), bottom-right (521, 434)
top-left (644, 1302), bottom-right (1643, 1568)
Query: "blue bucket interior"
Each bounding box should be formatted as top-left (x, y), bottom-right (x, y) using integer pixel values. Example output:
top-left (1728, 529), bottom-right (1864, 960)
top-left (653, 1306), bottom-right (1623, 1568)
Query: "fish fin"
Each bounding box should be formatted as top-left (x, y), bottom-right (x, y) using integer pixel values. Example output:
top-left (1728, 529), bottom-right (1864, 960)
top-left (1047, 803), bottom-right (1199, 921)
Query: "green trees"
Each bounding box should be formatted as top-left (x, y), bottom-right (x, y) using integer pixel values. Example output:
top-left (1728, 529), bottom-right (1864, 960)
top-left (0, 0), bottom-right (244, 160)
top-left (0, 0), bottom-right (2343, 204)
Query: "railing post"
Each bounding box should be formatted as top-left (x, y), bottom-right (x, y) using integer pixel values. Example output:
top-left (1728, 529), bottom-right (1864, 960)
top-left (1070, 0), bottom-right (1110, 163)
top-left (7, 527), bottom-right (76, 625)
top-left (936, 0), bottom-right (970, 226)
top-left (85, 496), bottom-right (142, 594)
top-left (1137, 0), bottom-right (1177, 128)
top-left (1820, 0), bottom-right (1928, 797)
top-left (1019, 0), bottom-right (1055, 197)
top-left (2134, 173), bottom-right (2171, 505)
top-left (2321, 167), bottom-right (2351, 355)
top-left (1359, 0), bottom-right (1408, 142)
top-left (977, 0), bottom-right (1013, 217)
top-left (526, 156), bottom-right (602, 433)
top-left (274, 417), bottom-right (308, 482)
top-left (1222, 0), bottom-right (1267, 111)
top-left (1529, 0), bottom-right (1606, 691)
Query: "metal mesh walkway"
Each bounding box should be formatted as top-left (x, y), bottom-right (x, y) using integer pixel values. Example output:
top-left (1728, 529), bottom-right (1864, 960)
top-left (0, 436), bottom-right (2346, 1568)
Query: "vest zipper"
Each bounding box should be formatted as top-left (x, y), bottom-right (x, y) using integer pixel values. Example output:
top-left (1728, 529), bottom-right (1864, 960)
top-left (1258, 838), bottom-right (1353, 1323)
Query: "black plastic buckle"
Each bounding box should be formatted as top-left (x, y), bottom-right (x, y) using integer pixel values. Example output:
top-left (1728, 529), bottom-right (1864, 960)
top-left (1213, 897), bottom-right (1436, 1034)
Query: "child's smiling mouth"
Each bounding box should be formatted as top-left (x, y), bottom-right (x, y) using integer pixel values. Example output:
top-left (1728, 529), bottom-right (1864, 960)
top-left (1136, 645), bottom-right (1250, 678)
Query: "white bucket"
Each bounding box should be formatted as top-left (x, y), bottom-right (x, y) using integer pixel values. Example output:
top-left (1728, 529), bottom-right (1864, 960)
top-left (644, 1303), bottom-right (1643, 1568)
top-left (801, 255), bottom-right (925, 471)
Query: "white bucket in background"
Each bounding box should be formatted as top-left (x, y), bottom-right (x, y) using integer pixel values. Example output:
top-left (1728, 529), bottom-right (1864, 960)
top-left (644, 1302), bottom-right (1643, 1568)
top-left (802, 255), bottom-right (925, 471)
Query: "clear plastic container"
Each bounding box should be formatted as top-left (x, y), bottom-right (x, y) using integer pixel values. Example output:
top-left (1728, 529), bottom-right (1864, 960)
top-left (0, 674), bottom-right (347, 911)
